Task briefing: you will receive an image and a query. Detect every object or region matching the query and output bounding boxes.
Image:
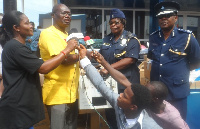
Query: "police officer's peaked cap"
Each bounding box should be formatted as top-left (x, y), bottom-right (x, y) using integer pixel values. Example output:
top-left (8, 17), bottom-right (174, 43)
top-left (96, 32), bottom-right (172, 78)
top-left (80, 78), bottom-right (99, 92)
top-left (110, 8), bottom-right (126, 20)
top-left (155, 1), bottom-right (180, 17)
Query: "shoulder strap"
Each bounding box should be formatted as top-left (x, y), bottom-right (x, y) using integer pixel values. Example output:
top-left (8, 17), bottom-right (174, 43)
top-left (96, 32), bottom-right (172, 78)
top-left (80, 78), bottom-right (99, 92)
top-left (184, 33), bottom-right (191, 50)
top-left (169, 33), bottom-right (191, 55)
top-left (126, 31), bottom-right (141, 49)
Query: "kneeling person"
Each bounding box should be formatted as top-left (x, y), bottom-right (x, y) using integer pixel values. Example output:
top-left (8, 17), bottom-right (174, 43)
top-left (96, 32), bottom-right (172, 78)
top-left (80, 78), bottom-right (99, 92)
top-left (78, 44), bottom-right (162, 129)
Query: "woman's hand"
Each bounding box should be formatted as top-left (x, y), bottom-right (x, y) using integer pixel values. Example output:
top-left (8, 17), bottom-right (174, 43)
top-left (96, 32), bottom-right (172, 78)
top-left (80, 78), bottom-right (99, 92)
top-left (92, 51), bottom-right (104, 64)
top-left (92, 52), bottom-right (109, 76)
top-left (77, 44), bottom-right (87, 59)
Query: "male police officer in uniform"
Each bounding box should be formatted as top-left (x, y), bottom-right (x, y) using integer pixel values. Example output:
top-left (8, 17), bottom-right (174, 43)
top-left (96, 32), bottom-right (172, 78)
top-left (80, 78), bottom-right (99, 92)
top-left (148, 1), bottom-right (200, 120)
top-left (99, 8), bottom-right (141, 129)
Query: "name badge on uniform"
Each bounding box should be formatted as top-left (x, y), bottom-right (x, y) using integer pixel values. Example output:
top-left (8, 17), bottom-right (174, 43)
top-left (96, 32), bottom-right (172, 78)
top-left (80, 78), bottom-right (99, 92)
top-left (103, 43), bottom-right (110, 46)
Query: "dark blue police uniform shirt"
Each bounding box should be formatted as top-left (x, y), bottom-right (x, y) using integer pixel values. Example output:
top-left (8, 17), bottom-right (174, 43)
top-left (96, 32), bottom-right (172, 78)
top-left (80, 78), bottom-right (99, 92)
top-left (100, 30), bottom-right (140, 90)
top-left (148, 27), bottom-right (200, 100)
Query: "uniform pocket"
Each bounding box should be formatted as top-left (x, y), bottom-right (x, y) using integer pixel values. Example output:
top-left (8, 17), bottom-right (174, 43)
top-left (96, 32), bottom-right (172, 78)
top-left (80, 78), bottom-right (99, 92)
top-left (114, 45), bottom-right (126, 59)
top-left (100, 45), bottom-right (110, 57)
top-left (150, 47), bottom-right (160, 60)
top-left (173, 76), bottom-right (188, 87)
top-left (169, 45), bottom-right (186, 60)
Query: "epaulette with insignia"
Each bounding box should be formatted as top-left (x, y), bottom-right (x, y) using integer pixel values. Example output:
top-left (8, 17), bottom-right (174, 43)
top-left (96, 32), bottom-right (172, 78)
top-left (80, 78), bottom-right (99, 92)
top-left (126, 31), bottom-right (141, 49)
top-left (126, 31), bottom-right (136, 39)
top-left (177, 28), bottom-right (192, 34)
top-left (192, 33), bottom-right (196, 38)
top-left (150, 30), bottom-right (159, 36)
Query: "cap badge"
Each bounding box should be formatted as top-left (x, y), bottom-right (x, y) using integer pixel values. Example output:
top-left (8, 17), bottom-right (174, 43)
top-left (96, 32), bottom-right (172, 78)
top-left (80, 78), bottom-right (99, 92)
top-left (161, 6), bottom-right (164, 10)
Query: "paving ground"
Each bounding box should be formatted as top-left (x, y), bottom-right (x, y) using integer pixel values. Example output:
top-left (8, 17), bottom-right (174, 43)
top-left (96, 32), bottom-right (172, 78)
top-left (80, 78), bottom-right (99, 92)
top-left (33, 107), bottom-right (50, 129)
top-left (33, 107), bottom-right (91, 129)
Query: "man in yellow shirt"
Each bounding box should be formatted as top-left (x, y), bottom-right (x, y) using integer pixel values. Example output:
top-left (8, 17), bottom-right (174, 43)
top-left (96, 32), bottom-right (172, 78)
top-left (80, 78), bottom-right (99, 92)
top-left (39, 4), bottom-right (79, 129)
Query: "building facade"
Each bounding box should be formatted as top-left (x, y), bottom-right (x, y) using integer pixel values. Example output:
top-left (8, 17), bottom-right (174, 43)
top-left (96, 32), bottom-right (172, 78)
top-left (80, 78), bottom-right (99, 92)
top-left (38, 0), bottom-right (200, 46)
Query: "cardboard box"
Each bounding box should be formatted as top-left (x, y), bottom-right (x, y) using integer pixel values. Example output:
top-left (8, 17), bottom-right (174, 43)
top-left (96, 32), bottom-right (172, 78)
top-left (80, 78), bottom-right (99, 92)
top-left (142, 55), bottom-right (151, 80)
top-left (140, 77), bottom-right (150, 86)
top-left (140, 69), bottom-right (144, 80)
top-left (144, 61), bottom-right (151, 80)
top-left (190, 81), bottom-right (200, 89)
top-left (138, 56), bottom-right (151, 85)
top-left (138, 61), bottom-right (144, 69)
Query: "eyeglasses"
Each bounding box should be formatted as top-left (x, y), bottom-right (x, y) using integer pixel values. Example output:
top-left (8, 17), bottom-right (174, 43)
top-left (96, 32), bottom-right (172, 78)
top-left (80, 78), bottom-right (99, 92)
top-left (59, 12), bottom-right (72, 17)
top-left (157, 14), bottom-right (176, 19)
top-left (109, 21), bottom-right (121, 26)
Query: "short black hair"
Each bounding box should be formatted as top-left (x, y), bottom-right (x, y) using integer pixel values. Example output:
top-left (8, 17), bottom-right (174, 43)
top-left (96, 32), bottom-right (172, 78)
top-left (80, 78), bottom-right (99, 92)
top-left (119, 18), bottom-right (126, 27)
top-left (149, 81), bottom-right (168, 100)
top-left (30, 21), bottom-right (34, 25)
top-left (131, 84), bottom-right (151, 110)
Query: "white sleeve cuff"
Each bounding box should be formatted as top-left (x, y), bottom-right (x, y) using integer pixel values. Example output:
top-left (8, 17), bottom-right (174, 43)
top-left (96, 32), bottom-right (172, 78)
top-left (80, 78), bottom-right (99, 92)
top-left (80, 57), bottom-right (91, 69)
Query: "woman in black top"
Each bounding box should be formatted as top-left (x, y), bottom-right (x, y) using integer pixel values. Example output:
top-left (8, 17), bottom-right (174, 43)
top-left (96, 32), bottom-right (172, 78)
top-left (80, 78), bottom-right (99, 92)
top-left (0, 11), bottom-right (78, 129)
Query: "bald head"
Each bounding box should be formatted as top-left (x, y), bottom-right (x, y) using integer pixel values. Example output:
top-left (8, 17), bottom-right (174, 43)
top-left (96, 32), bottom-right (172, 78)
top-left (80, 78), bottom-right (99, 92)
top-left (51, 4), bottom-right (71, 29)
top-left (146, 81), bottom-right (168, 100)
top-left (52, 4), bottom-right (69, 14)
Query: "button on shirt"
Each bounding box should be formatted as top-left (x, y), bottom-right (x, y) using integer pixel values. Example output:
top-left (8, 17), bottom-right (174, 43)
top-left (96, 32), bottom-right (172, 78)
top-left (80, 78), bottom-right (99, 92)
top-left (148, 27), bottom-right (200, 100)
